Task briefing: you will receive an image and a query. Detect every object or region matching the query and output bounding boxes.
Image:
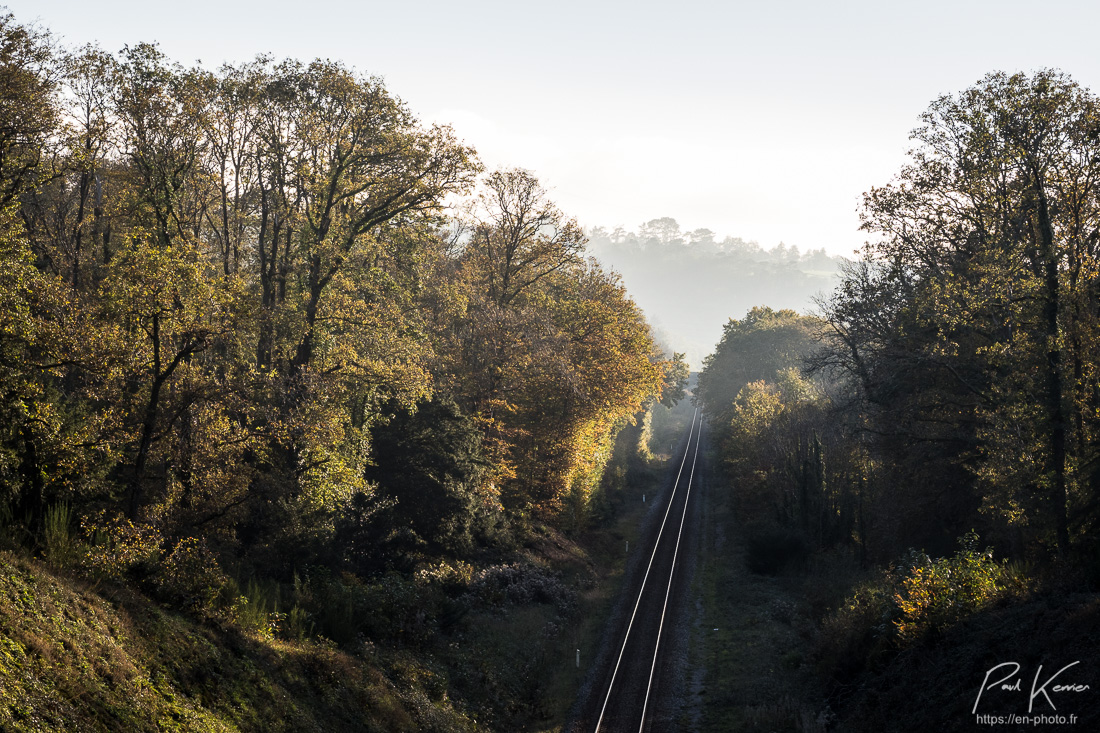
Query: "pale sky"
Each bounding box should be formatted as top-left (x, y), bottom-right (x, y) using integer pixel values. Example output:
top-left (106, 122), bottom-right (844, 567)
top-left (10, 0), bottom-right (1100, 256)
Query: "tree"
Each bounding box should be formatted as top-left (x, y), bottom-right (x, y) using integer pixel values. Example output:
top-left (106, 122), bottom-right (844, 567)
top-left (821, 70), bottom-right (1100, 557)
top-left (659, 351), bottom-right (690, 407)
top-left (101, 238), bottom-right (242, 517)
top-left (697, 306), bottom-right (824, 423)
top-left (349, 397), bottom-right (496, 566)
top-left (638, 216), bottom-right (680, 246)
top-left (0, 13), bottom-right (58, 209)
top-left (464, 168), bottom-right (585, 308)
top-left (441, 170), bottom-right (663, 520)
top-left (687, 228), bottom-right (715, 246)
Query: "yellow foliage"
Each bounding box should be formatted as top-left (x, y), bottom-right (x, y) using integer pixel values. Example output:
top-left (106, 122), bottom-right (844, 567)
top-left (891, 532), bottom-right (1005, 642)
top-left (79, 512), bottom-right (162, 580)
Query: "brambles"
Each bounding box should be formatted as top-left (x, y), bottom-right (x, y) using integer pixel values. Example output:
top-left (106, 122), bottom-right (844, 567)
top-left (466, 562), bottom-right (576, 614)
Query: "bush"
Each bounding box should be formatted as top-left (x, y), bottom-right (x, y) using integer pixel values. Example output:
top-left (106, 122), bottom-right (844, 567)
top-left (816, 573), bottom-right (896, 682)
top-left (80, 512), bottom-right (162, 580)
top-left (815, 531), bottom-right (1011, 685)
top-left (286, 568), bottom-right (447, 647)
top-left (152, 536), bottom-right (230, 616)
top-left (466, 562), bottom-right (576, 614)
top-left (744, 523), bottom-right (809, 575)
top-left (891, 531), bottom-right (1004, 641)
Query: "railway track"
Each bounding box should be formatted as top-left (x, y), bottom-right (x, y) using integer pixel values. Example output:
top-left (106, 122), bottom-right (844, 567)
top-left (574, 409), bottom-right (704, 732)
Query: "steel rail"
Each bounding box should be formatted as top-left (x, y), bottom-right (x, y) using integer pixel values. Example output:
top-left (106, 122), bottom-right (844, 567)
top-left (593, 408), bottom-right (700, 732)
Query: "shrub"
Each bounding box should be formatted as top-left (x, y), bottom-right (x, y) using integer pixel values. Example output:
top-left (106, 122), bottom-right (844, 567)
top-left (284, 605), bottom-right (313, 642)
top-left (232, 578), bottom-right (283, 639)
top-left (414, 559), bottom-right (475, 593)
top-left (360, 573), bottom-right (442, 645)
top-left (744, 523), bottom-right (809, 575)
top-left (891, 531), bottom-right (1004, 641)
top-left (466, 563), bottom-right (576, 614)
top-left (816, 573), bottom-right (896, 681)
top-left (816, 531), bottom-right (1010, 684)
top-left (42, 502), bottom-right (75, 569)
top-left (152, 536), bottom-right (230, 615)
top-left (80, 512), bottom-right (162, 580)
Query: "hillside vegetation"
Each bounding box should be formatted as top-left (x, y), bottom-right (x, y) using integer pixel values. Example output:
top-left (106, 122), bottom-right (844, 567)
top-left (696, 71), bottom-right (1100, 730)
top-left (0, 10), bottom-right (691, 731)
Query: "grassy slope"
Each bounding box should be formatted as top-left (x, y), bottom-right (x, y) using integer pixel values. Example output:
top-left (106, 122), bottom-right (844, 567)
top-left (0, 551), bottom-right (474, 732)
top-left (835, 592), bottom-right (1100, 732)
top-left (690, 456), bottom-right (830, 733)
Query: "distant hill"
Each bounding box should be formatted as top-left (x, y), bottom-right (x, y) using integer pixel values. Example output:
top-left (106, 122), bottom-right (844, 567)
top-left (586, 219), bottom-right (845, 367)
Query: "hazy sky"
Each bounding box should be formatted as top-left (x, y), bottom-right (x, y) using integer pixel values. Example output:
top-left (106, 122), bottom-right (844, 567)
top-left (11, 0), bottom-right (1100, 256)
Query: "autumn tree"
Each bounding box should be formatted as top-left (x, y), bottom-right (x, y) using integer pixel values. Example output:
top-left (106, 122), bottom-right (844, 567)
top-left (465, 168), bottom-right (585, 309)
top-left (0, 14), bottom-right (70, 524)
top-left (0, 11), bottom-right (672, 595)
top-left (659, 350), bottom-right (690, 407)
top-left (820, 70), bottom-right (1100, 558)
top-left (0, 13), bottom-right (57, 209)
top-left (698, 308), bottom-right (862, 556)
top-left (441, 168), bottom-right (663, 520)
top-left (697, 306), bottom-right (824, 425)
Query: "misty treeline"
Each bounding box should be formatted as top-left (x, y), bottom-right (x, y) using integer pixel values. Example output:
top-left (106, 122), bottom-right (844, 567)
top-left (590, 216), bottom-right (835, 266)
top-left (0, 11), bottom-right (687, 601)
top-left (699, 71), bottom-right (1100, 661)
top-left (587, 219), bottom-right (842, 366)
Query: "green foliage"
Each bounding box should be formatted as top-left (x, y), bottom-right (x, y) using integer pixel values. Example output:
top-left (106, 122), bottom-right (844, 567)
top-left (0, 551), bottom-right (478, 732)
top-left (0, 10), bottom-right (676, 730)
top-left (233, 578), bottom-right (283, 639)
top-left (702, 317), bottom-right (861, 555)
top-left (0, 4), bottom-right (669, 562)
top-left (152, 537), bottom-right (230, 616)
top-left (697, 306), bottom-right (824, 424)
top-left (79, 512), bottom-right (162, 580)
top-left (819, 532), bottom-right (1012, 667)
top-left (443, 169), bottom-right (664, 521)
top-left (819, 70), bottom-right (1100, 558)
top-left (40, 502), bottom-right (73, 569)
top-left (357, 397), bottom-right (499, 563)
top-left (659, 351), bottom-right (690, 407)
top-left (891, 531), bottom-right (1006, 642)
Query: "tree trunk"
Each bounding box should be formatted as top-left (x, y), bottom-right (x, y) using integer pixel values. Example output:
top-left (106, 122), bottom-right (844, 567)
top-left (1035, 178), bottom-right (1070, 554)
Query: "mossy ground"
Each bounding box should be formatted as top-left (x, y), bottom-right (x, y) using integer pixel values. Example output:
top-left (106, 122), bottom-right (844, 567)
top-left (0, 550), bottom-right (475, 732)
